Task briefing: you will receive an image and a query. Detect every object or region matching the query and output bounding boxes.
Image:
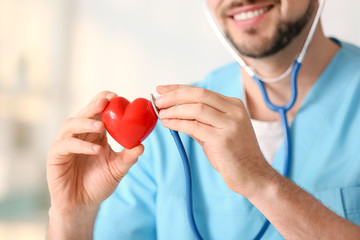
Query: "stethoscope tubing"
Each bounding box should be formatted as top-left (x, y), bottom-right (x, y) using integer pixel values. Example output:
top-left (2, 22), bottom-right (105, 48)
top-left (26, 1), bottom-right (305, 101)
top-left (170, 129), bottom-right (204, 240)
top-left (168, 0), bottom-right (324, 238)
top-left (253, 60), bottom-right (301, 112)
top-left (252, 59), bottom-right (302, 179)
top-left (202, 0), bottom-right (326, 82)
top-left (241, 60), bottom-right (302, 239)
top-left (168, 61), bottom-right (301, 240)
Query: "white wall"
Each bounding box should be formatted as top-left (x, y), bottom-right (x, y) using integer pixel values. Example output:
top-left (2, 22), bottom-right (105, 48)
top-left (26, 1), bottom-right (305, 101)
top-left (322, 0), bottom-right (360, 46)
top-left (68, 0), bottom-right (232, 113)
top-left (68, 0), bottom-right (360, 113)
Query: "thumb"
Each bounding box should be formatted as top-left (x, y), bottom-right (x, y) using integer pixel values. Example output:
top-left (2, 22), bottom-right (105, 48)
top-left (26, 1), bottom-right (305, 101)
top-left (120, 144), bottom-right (145, 164)
top-left (109, 144), bottom-right (145, 182)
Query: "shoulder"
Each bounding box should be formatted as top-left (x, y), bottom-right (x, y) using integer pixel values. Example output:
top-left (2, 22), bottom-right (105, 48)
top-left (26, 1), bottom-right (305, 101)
top-left (336, 40), bottom-right (360, 69)
top-left (193, 62), bottom-right (242, 98)
top-left (339, 41), bottom-right (360, 59)
top-left (194, 62), bottom-right (239, 88)
top-left (326, 41), bottom-right (360, 117)
top-left (338, 41), bottom-right (360, 86)
top-left (324, 40), bottom-right (360, 85)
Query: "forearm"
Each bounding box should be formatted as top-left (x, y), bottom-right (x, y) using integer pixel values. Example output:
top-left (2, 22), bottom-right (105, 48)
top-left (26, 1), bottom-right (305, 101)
top-left (47, 206), bottom-right (99, 240)
top-left (246, 169), bottom-right (360, 239)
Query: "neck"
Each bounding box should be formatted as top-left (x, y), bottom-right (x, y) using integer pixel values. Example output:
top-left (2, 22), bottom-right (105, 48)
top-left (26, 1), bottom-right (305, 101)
top-left (243, 6), bottom-right (324, 80)
top-left (241, 23), bottom-right (340, 121)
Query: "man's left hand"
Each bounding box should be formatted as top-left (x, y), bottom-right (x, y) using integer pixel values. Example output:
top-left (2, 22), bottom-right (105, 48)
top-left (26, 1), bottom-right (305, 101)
top-left (156, 84), bottom-right (273, 197)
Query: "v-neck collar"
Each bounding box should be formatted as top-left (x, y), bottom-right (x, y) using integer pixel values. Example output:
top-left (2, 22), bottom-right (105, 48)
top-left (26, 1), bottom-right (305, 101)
top-left (269, 42), bottom-right (346, 178)
top-left (206, 40), bottom-right (347, 179)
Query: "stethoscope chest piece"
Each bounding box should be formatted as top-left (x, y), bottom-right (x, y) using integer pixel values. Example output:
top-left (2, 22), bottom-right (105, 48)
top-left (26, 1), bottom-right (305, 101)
top-left (150, 93), bottom-right (160, 119)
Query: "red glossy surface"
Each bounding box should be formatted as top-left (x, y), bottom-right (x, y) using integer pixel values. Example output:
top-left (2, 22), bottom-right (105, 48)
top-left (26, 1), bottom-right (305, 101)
top-left (102, 97), bottom-right (158, 149)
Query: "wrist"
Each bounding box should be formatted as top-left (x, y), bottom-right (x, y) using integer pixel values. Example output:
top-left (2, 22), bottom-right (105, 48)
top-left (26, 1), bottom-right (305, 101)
top-left (244, 166), bottom-right (284, 204)
top-left (49, 203), bottom-right (100, 214)
top-left (48, 206), bottom-right (99, 240)
top-left (233, 159), bottom-right (281, 200)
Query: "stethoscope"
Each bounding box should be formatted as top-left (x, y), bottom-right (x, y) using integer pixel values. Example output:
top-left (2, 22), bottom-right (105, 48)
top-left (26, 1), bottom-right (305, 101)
top-left (151, 0), bottom-right (326, 239)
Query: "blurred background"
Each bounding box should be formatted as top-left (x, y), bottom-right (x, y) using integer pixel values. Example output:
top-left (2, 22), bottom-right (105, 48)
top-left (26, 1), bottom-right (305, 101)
top-left (0, 0), bottom-right (359, 239)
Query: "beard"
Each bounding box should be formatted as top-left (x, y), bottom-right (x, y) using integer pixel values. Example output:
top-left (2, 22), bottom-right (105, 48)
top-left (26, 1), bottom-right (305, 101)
top-left (223, 1), bottom-right (316, 58)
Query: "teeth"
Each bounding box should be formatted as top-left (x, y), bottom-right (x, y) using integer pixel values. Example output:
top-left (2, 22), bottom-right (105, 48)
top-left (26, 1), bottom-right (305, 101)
top-left (233, 7), bottom-right (269, 21)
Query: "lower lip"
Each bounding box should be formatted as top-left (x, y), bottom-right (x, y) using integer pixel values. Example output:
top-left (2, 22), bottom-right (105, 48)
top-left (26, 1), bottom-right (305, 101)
top-left (230, 11), bottom-right (268, 29)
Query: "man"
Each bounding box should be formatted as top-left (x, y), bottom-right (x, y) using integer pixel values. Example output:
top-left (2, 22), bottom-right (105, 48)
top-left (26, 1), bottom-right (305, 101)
top-left (47, 0), bottom-right (360, 239)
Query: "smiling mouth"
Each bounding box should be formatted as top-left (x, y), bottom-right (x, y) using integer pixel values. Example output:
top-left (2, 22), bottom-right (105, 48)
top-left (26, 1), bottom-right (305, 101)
top-left (232, 5), bottom-right (274, 21)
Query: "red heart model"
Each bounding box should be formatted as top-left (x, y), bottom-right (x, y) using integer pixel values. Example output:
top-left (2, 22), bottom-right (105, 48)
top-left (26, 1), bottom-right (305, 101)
top-left (102, 97), bottom-right (158, 149)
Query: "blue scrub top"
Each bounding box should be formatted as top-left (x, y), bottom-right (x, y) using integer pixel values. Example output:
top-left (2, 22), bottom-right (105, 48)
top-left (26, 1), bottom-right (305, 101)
top-left (94, 41), bottom-right (360, 239)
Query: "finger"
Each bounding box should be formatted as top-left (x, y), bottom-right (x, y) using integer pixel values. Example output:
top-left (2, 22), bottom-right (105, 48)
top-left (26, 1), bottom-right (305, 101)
top-left (192, 136), bottom-right (204, 146)
top-left (107, 144), bottom-right (145, 182)
top-left (90, 91), bottom-right (117, 103)
top-left (159, 103), bottom-right (227, 128)
top-left (155, 85), bottom-right (231, 112)
top-left (156, 84), bottom-right (182, 94)
top-left (57, 118), bottom-right (105, 139)
top-left (120, 144), bottom-right (145, 163)
top-left (76, 91), bottom-right (118, 119)
top-left (161, 119), bottom-right (214, 142)
top-left (49, 138), bottom-right (103, 163)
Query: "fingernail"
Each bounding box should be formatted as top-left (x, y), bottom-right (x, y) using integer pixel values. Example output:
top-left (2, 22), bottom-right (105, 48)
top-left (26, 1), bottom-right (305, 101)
top-left (93, 121), bottom-right (102, 129)
top-left (155, 96), bottom-right (163, 106)
top-left (161, 119), bottom-right (169, 125)
top-left (159, 109), bottom-right (167, 118)
top-left (106, 93), bottom-right (117, 99)
top-left (93, 145), bottom-right (102, 152)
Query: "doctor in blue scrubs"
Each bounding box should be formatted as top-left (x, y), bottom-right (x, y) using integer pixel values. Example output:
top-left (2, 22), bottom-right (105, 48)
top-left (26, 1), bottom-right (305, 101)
top-left (46, 0), bottom-right (360, 239)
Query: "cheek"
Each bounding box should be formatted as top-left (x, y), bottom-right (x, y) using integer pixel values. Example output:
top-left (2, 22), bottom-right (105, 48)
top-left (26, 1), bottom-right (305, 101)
top-left (206, 0), bottom-right (227, 27)
top-left (206, 0), bottom-right (224, 10)
top-left (206, 0), bottom-right (217, 10)
top-left (280, 0), bottom-right (311, 21)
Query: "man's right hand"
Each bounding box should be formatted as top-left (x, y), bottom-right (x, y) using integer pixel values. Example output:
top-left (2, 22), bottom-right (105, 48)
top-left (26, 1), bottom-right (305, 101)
top-left (46, 91), bottom-right (144, 239)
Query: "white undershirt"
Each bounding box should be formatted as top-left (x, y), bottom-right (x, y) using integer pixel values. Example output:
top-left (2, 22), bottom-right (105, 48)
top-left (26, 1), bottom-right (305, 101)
top-left (250, 119), bottom-right (283, 164)
top-left (242, 86), bottom-right (283, 164)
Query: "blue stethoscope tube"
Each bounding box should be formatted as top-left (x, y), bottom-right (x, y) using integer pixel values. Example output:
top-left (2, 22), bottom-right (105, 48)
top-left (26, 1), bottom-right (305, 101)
top-left (170, 59), bottom-right (301, 240)
top-left (252, 59), bottom-right (302, 239)
top-left (254, 59), bottom-right (301, 178)
top-left (168, 60), bottom-right (301, 240)
top-left (168, 0), bottom-right (324, 238)
top-left (169, 129), bottom-right (204, 240)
